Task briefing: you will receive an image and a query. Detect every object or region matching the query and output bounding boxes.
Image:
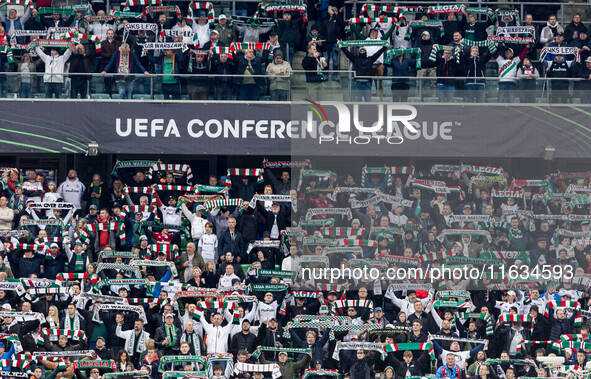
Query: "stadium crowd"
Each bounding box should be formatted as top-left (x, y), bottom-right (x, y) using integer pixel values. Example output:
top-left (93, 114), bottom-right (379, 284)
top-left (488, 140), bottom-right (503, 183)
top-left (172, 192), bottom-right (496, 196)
top-left (0, 159), bottom-right (589, 379)
top-left (0, 0), bottom-right (588, 101)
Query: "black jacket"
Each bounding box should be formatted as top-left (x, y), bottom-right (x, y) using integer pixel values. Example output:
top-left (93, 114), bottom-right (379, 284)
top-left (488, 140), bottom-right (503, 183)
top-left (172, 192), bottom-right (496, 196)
top-left (302, 55), bottom-right (327, 82)
top-left (464, 50), bottom-right (491, 83)
top-left (230, 331), bottom-right (257, 356)
top-left (234, 52), bottom-right (265, 86)
top-left (341, 46), bottom-right (386, 81)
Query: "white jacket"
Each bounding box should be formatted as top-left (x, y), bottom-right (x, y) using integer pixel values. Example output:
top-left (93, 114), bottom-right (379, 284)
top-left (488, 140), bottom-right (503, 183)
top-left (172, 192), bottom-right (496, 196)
top-left (200, 315), bottom-right (233, 353)
top-left (181, 203), bottom-right (208, 240)
top-left (36, 47), bottom-right (72, 83)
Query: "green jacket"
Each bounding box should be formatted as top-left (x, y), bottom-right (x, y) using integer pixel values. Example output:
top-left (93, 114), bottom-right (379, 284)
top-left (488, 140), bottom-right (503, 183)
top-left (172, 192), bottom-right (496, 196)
top-left (260, 354), bottom-right (310, 379)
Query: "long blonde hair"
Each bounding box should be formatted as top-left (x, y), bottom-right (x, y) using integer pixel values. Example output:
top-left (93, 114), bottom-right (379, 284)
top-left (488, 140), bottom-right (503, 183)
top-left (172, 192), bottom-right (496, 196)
top-left (47, 305), bottom-right (59, 325)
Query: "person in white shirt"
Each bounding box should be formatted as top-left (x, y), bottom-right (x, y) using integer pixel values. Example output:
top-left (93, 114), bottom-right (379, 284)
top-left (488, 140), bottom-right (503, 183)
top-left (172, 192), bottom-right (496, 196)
top-left (181, 202), bottom-right (208, 242)
top-left (36, 45), bottom-right (73, 98)
top-left (172, 18), bottom-right (194, 45)
top-left (57, 169), bottom-right (86, 211)
top-left (191, 14), bottom-right (211, 48)
top-left (218, 264), bottom-right (240, 288)
top-left (257, 292), bottom-right (278, 323)
top-left (199, 311), bottom-right (234, 354)
top-left (388, 204), bottom-right (408, 226)
top-left (198, 222), bottom-right (218, 264)
top-left (495, 290), bottom-right (523, 314)
top-left (87, 10), bottom-right (115, 41)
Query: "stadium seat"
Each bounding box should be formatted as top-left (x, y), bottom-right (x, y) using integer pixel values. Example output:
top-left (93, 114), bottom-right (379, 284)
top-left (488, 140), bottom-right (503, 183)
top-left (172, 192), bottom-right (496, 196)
top-left (132, 94), bottom-right (152, 100)
top-left (91, 93), bottom-right (111, 99)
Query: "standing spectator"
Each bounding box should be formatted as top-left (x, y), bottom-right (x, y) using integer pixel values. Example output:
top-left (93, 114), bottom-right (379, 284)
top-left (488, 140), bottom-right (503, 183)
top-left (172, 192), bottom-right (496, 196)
top-left (186, 51), bottom-right (210, 100)
top-left (40, 12), bottom-right (73, 28)
top-left (544, 32), bottom-right (571, 66)
top-left (464, 11), bottom-right (495, 42)
top-left (362, 26), bottom-right (395, 100)
top-left (276, 12), bottom-right (300, 64)
top-left (301, 44), bottom-right (327, 100)
top-left (564, 14), bottom-right (587, 43)
top-left (547, 54), bottom-right (574, 103)
top-left (217, 217), bottom-right (245, 262)
top-left (570, 31), bottom-right (591, 62)
top-left (69, 44), bottom-right (92, 99)
top-left (464, 46), bottom-right (491, 103)
top-left (576, 56), bottom-right (591, 101)
top-left (84, 174), bottom-right (108, 212)
top-left (340, 43), bottom-right (386, 101)
top-left (0, 7), bottom-right (31, 37)
top-left (102, 43), bottom-right (149, 99)
top-left (57, 169), bottom-right (86, 212)
top-left (17, 53), bottom-right (37, 98)
top-left (35, 45), bottom-right (73, 99)
top-left (100, 29), bottom-right (121, 96)
top-left (540, 15), bottom-right (564, 45)
top-left (265, 50), bottom-right (292, 101)
top-left (234, 49), bottom-right (265, 101)
top-left (214, 15), bottom-right (235, 47)
top-left (441, 12), bottom-right (464, 45)
top-left (211, 52), bottom-right (234, 100)
top-left (147, 49), bottom-right (186, 100)
top-left (517, 58), bottom-right (540, 103)
top-left (495, 46), bottom-right (529, 103)
top-left (322, 6), bottom-right (343, 79)
top-left (0, 196), bottom-right (14, 231)
top-left (87, 10), bottom-right (115, 41)
top-left (389, 51), bottom-right (416, 102)
top-left (433, 47), bottom-right (462, 102)
top-left (191, 14), bottom-right (211, 48)
top-left (416, 31), bottom-right (436, 98)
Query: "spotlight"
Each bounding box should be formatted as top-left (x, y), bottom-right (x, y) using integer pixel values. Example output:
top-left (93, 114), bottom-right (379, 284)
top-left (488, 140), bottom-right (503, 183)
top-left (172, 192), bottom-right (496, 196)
top-left (87, 141), bottom-right (99, 156)
top-left (544, 145), bottom-right (555, 161)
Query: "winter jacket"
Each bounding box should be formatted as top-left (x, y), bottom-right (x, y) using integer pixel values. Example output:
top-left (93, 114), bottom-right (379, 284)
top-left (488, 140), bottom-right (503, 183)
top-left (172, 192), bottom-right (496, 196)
top-left (564, 21), bottom-right (588, 42)
top-left (464, 50), bottom-right (491, 83)
top-left (540, 22), bottom-right (564, 44)
top-left (35, 47), bottom-right (72, 83)
top-left (341, 46), bottom-right (386, 81)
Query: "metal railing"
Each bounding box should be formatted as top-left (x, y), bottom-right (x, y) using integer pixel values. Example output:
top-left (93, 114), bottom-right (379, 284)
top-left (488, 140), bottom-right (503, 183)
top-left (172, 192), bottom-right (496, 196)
top-left (0, 71), bottom-right (588, 104)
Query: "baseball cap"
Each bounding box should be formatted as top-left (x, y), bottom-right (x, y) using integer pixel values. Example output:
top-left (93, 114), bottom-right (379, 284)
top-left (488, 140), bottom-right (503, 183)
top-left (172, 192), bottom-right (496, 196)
top-left (279, 351), bottom-right (288, 356)
top-left (139, 235), bottom-right (148, 241)
top-left (50, 243), bottom-right (59, 248)
top-left (211, 29), bottom-right (219, 35)
top-left (89, 204), bottom-right (98, 210)
top-left (375, 307), bottom-right (383, 312)
top-left (219, 14), bottom-right (226, 20)
top-left (507, 290), bottom-right (516, 297)
top-left (586, 56), bottom-right (591, 63)
top-left (165, 313), bottom-right (174, 319)
top-left (1, 304), bottom-right (11, 311)
top-left (96, 336), bottom-right (106, 342)
top-left (0, 342), bottom-right (5, 348)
